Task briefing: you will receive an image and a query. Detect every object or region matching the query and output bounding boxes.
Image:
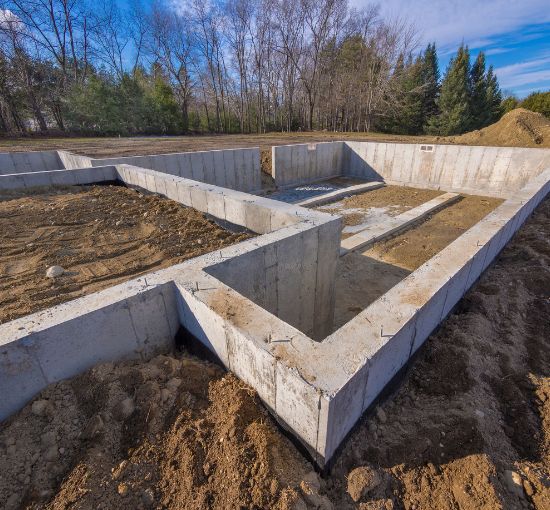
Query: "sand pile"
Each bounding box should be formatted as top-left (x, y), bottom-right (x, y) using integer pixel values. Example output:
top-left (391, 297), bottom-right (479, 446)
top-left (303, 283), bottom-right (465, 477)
top-left (448, 108), bottom-right (550, 147)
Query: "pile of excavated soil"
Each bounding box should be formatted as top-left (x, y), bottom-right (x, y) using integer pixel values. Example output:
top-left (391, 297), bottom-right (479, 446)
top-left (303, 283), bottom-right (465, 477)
top-left (0, 353), bottom-right (314, 510)
top-left (0, 185), bottom-right (251, 324)
top-left (2, 196), bottom-right (549, 509)
top-left (447, 108), bottom-right (550, 148)
top-left (365, 194), bottom-right (503, 271)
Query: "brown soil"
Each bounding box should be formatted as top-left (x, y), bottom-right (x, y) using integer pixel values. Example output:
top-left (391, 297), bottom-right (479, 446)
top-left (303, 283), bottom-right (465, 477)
top-left (365, 195), bottom-right (503, 271)
top-left (0, 353), bottom-right (312, 510)
top-left (339, 186), bottom-right (444, 218)
top-left (2, 197), bottom-right (550, 509)
top-left (333, 253), bottom-right (411, 330)
top-left (448, 108), bottom-right (550, 148)
top-left (318, 185), bottom-right (445, 230)
top-left (0, 185), bottom-right (251, 325)
top-left (0, 132), bottom-right (438, 164)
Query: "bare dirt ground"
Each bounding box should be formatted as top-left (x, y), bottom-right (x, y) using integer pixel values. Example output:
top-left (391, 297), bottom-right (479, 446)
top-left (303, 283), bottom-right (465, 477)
top-left (317, 185), bottom-right (445, 233)
top-left (364, 195), bottom-right (503, 271)
top-left (0, 185), bottom-right (251, 324)
top-left (0, 132), bottom-right (436, 161)
top-left (329, 189), bottom-right (502, 329)
top-left (336, 186), bottom-right (444, 220)
top-left (1, 196), bottom-right (549, 510)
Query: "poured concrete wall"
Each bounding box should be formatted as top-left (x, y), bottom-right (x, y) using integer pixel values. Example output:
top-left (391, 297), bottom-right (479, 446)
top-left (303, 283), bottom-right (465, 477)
top-left (80, 148), bottom-right (262, 193)
top-left (205, 218), bottom-right (341, 340)
top-left (0, 151), bottom-right (63, 175)
top-left (57, 150), bottom-right (93, 170)
top-left (270, 141), bottom-right (550, 197)
top-left (0, 280), bottom-right (177, 420)
top-left (344, 142), bottom-right (550, 196)
top-left (2, 148), bottom-right (262, 193)
top-left (315, 168), bottom-right (550, 462)
top-left (0, 166), bottom-right (117, 189)
top-left (272, 142), bottom-right (344, 188)
top-left (116, 164), bottom-right (341, 339)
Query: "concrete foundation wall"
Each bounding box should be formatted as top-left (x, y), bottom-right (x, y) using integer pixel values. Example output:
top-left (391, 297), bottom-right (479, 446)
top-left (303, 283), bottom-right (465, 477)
top-left (0, 166), bottom-right (117, 190)
top-left (57, 150), bottom-right (94, 169)
top-left (84, 148), bottom-right (262, 193)
top-left (344, 142), bottom-right (550, 196)
top-left (116, 164), bottom-right (341, 339)
top-left (205, 219), bottom-right (341, 340)
top-left (270, 140), bottom-right (550, 196)
top-left (0, 280), bottom-right (177, 421)
top-left (272, 142), bottom-right (344, 188)
top-left (0, 151), bottom-right (63, 175)
top-left (315, 168), bottom-right (550, 462)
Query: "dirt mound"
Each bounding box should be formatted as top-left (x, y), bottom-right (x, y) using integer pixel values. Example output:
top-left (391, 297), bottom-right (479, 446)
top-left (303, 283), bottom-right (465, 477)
top-left (0, 353), bottom-right (314, 510)
top-left (448, 108), bottom-right (550, 147)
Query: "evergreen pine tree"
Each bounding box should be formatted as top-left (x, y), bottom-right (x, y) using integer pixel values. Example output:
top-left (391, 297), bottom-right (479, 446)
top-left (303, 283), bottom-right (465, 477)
top-left (427, 44), bottom-right (472, 135)
top-left (399, 56), bottom-right (425, 134)
top-left (485, 65), bottom-right (503, 124)
top-left (421, 43), bottom-right (440, 130)
top-left (469, 52), bottom-right (488, 130)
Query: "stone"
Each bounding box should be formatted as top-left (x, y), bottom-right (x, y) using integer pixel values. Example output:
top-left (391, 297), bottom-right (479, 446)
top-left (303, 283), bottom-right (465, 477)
top-left (44, 445), bottom-right (59, 462)
top-left (302, 470), bottom-right (321, 492)
top-left (142, 488), bottom-right (155, 506)
top-left (81, 414), bottom-right (104, 439)
top-left (117, 398), bottom-right (135, 420)
top-left (166, 378), bottom-right (182, 393)
top-left (40, 431), bottom-right (57, 447)
top-left (31, 399), bottom-right (52, 417)
top-left (117, 483), bottom-right (129, 496)
top-left (504, 470), bottom-right (524, 497)
top-left (46, 265), bottom-right (65, 278)
top-left (347, 465), bottom-right (383, 502)
top-left (376, 407), bottom-right (387, 424)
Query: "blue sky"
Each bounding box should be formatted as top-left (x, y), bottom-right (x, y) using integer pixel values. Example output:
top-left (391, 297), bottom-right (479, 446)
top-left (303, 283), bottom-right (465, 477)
top-left (125, 0), bottom-right (550, 98)
top-left (353, 0), bottom-right (550, 98)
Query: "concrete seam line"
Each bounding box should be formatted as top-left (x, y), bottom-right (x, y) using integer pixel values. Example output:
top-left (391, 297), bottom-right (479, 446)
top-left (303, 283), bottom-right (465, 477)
top-left (160, 290), bottom-right (176, 340)
top-left (127, 299), bottom-right (144, 361)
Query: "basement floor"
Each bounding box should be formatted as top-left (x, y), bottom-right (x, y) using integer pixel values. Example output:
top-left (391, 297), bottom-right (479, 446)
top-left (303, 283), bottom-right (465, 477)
top-left (328, 188), bottom-right (503, 331)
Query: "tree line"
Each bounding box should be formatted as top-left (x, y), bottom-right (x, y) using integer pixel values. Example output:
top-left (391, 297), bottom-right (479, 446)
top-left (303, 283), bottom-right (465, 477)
top-left (0, 0), bottom-right (509, 137)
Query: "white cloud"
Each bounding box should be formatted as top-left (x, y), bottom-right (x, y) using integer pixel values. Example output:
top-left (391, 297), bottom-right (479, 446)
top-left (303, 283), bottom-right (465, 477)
top-left (0, 9), bottom-right (22, 32)
top-left (495, 57), bottom-right (550, 89)
top-left (350, 0), bottom-right (550, 51)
